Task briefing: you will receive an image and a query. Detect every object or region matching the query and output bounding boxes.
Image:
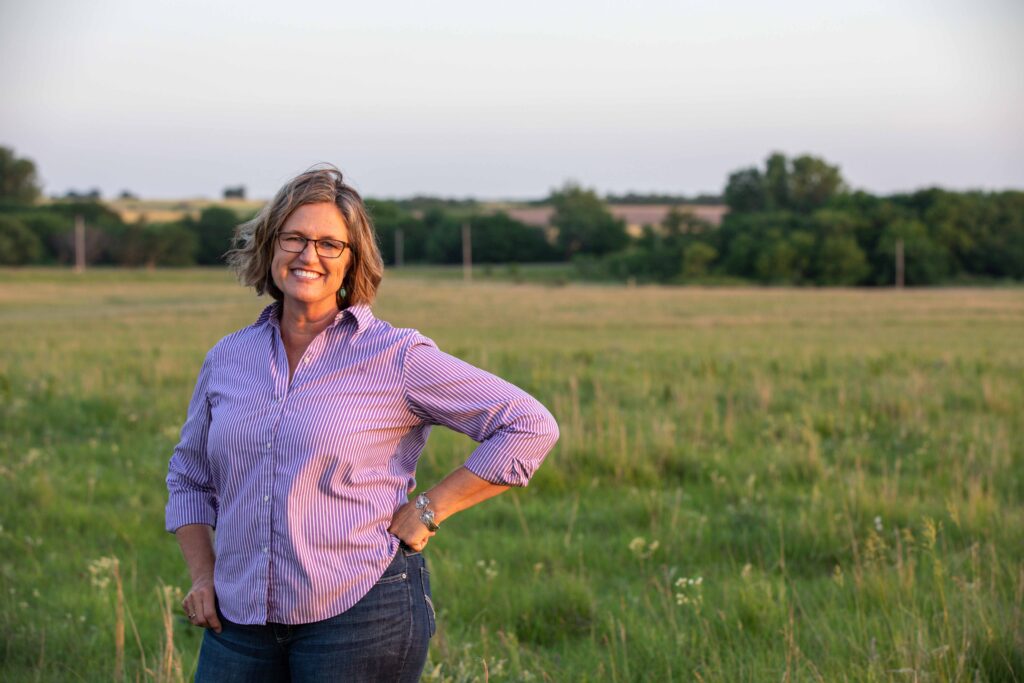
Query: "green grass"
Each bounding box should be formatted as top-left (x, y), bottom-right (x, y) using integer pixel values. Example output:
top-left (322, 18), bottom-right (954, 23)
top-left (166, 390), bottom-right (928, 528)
top-left (1, 268), bottom-right (1022, 681)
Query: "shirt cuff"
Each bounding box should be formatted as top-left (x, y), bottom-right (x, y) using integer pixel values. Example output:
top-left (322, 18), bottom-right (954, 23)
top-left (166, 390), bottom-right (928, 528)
top-left (165, 493), bottom-right (218, 533)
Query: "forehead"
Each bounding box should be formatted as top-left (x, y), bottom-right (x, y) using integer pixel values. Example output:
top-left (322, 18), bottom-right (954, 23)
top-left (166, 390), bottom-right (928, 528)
top-left (281, 202), bottom-right (349, 238)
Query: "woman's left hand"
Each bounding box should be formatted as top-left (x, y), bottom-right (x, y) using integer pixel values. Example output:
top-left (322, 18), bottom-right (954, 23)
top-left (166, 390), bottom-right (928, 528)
top-left (387, 501), bottom-right (435, 551)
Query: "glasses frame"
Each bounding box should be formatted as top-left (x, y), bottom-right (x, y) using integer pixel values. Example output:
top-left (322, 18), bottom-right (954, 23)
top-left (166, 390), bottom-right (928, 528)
top-left (276, 232), bottom-right (351, 259)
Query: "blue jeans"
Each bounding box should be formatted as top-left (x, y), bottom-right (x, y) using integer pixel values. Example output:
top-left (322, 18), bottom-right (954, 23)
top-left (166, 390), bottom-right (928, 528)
top-left (194, 546), bottom-right (435, 682)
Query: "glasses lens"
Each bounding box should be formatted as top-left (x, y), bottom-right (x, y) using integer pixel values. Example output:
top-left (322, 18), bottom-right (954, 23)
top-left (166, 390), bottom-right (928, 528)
top-left (279, 234), bottom-right (306, 253)
top-left (317, 241), bottom-right (343, 258)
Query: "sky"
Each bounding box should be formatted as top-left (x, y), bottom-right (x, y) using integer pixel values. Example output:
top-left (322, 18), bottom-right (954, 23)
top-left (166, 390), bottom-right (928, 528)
top-left (1, 0), bottom-right (1022, 200)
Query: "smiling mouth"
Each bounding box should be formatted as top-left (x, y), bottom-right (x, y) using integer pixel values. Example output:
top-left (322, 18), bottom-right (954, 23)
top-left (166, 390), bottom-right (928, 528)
top-left (291, 269), bottom-right (323, 280)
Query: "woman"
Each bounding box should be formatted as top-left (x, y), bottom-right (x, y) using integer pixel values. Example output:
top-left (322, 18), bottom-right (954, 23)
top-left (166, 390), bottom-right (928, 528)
top-left (165, 165), bottom-right (559, 681)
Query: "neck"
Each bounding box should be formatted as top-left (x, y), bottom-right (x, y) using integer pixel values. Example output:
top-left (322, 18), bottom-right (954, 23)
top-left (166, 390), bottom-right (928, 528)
top-left (279, 300), bottom-right (340, 342)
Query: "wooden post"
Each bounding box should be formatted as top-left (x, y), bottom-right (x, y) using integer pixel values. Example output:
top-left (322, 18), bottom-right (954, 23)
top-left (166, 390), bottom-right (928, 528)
top-left (74, 215), bottom-right (86, 273)
top-left (395, 228), bottom-right (404, 268)
top-left (895, 239), bottom-right (904, 288)
top-left (462, 222), bottom-right (472, 282)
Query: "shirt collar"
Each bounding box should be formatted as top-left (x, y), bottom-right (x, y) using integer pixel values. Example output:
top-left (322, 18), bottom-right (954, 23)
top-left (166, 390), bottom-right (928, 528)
top-left (256, 301), bottom-right (374, 335)
top-left (338, 304), bottom-right (375, 336)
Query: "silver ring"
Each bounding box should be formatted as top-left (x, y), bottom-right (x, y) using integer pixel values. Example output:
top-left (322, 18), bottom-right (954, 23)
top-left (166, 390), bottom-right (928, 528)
top-left (188, 612), bottom-right (196, 619)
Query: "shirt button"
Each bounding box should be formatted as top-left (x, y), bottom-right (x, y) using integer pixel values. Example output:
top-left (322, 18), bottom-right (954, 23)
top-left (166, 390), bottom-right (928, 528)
top-left (262, 546), bottom-right (268, 553)
top-left (265, 442), bottom-right (272, 449)
top-left (263, 495), bottom-right (269, 502)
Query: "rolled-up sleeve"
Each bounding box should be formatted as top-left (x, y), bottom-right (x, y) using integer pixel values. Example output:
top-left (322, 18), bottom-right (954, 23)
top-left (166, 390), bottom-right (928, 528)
top-left (165, 349), bottom-right (218, 532)
top-left (401, 336), bottom-right (559, 487)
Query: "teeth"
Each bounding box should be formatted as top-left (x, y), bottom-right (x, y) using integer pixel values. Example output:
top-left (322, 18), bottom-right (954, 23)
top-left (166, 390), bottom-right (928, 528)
top-left (293, 270), bottom-right (321, 280)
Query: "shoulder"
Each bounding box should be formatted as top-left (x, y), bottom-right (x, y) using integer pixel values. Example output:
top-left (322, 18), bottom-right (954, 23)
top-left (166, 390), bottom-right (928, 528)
top-left (351, 308), bottom-right (436, 353)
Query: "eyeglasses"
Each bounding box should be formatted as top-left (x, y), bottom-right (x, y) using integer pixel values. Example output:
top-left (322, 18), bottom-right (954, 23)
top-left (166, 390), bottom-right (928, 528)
top-left (277, 232), bottom-right (350, 259)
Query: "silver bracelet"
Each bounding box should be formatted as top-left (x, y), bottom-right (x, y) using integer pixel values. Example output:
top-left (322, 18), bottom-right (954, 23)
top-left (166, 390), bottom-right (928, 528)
top-left (415, 493), bottom-right (440, 532)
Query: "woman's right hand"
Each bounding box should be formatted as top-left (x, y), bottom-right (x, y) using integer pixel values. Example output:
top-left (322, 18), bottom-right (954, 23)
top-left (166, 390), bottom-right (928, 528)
top-left (174, 525), bottom-right (221, 633)
top-left (182, 574), bottom-right (222, 632)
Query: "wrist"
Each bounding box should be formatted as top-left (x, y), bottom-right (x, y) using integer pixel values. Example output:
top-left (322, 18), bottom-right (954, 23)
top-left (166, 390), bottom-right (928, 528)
top-left (422, 487), bottom-right (458, 524)
top-left (190, 570), bottom-right (215, 585)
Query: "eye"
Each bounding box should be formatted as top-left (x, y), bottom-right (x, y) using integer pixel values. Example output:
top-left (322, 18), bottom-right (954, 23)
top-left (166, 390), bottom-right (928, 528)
top-left (281, 234), bottom-right (305, 246)
top-left (319, 240), bottom-right (344, 251)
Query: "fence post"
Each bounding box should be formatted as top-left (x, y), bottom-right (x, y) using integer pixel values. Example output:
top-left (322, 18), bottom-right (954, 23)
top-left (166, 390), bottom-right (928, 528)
top-left (462, 222), bottom-right (472, 282)
top-left (895, 239), bottom-right (904, 288)
top-left (74, 215), bottom-right (86, 273)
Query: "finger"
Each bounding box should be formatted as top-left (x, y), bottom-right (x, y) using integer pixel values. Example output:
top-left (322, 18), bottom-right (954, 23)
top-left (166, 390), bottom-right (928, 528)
top-left (194, 589), bottom-right (220, 632)
top-left (187, 594), bottom-right (204, 627)
top-left (202, 594), bottom-right (222, 633)
top-left (183, 595), bottom-right (196, 619)
top-left (190, 592), bottom-right (210, 628)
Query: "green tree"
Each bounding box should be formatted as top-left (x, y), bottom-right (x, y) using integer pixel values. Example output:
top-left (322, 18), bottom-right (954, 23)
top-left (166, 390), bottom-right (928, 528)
top-left (6, 211), bottom-right (70, 263)
top-left (725, 153), bottom-right (845, 215)
top-left (815, 235), bottom-right (868, 285)
top-left (550, 183), bottom-right (628, 257)
top-left (789, 155), bottom-right (845, 212)
top-left (876, 219), bottom-right (951, 285)
top-left (724, 167), bottom-right (766, 213)
top-left (142, 223), bottom-right (198, 267)
top-left (0, 147), bottom-right (42, 203)
top-left (0, 215), bottom-right (44, 264)
top-left (366, 200), bottom-right (429, 265)
top-left (764, 152), bottom-right (791, 210)
top-left (115, 222), bottom-right (150, 267)
top-left (754, 230), bottom-right (799, 283)
top-left (681, 242), bottom-right (718, 279)
top-left (187, 206), bottom-right (240, 264)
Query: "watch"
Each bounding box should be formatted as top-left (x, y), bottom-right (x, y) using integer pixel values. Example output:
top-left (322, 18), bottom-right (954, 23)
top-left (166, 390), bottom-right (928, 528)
top-left (415, 493), bottom-right (440, 532)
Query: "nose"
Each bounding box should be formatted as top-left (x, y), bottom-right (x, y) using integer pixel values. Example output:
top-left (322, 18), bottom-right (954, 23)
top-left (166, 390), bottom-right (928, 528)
top-left (298, 240), bottom-right (319, 261)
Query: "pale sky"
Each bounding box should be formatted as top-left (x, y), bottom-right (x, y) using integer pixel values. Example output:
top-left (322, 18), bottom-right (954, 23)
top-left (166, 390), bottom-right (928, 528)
top-left (2, 0), bottom-right (1022, 200)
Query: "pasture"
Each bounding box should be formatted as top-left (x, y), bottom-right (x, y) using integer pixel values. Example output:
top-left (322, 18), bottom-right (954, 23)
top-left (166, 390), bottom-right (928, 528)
top-left (1, 269), bottom-right (1022, 681)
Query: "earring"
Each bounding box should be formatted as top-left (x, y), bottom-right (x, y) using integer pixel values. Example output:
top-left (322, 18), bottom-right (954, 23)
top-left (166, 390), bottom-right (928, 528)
top-left (339, 287), bottom-right (347, 299)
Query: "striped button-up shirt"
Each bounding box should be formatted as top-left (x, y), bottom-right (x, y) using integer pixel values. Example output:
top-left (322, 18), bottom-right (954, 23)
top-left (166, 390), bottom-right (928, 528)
top-left (165, 303), bottom-right (559, 625)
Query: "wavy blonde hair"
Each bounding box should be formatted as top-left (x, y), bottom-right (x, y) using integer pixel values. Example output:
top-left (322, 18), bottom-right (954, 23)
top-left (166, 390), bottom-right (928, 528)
top-left (227, 164), bottom-right (383, 308)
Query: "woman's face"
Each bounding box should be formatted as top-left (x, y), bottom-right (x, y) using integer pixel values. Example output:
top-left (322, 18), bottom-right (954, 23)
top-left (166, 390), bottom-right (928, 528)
top-left (271, 202), bottom-right (352, 315)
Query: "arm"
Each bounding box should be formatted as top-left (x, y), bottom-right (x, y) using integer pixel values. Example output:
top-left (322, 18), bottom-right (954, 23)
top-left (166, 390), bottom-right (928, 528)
top-left (165, 350), bottom-right (221, 629)
top-left (389, 337), bottom-right (559, 549)
top-left (166, 351), bottom-right (218, 532)
top-left (175, 524), bottom-right (222, 632)
top-left (388, 466), bottom-right (509, 548)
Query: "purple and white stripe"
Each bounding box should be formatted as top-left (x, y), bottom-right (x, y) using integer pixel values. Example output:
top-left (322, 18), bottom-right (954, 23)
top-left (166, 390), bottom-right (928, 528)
top-left (166, 303), bottom-right (559, 625)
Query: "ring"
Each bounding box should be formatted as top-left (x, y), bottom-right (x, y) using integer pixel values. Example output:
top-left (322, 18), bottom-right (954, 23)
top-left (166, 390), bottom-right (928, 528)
top-left (189, 613), bottom-right (196, 619)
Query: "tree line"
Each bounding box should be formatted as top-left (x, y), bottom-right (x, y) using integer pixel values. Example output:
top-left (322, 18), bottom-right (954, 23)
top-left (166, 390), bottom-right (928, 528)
top-left (578, 153), bottom-right (1024, 285)
top-left (1, 145), bottom-right (1021, 284)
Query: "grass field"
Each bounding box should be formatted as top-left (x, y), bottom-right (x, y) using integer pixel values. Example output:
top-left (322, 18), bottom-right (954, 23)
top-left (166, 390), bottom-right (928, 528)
top-left (1, 268), bottom-right (1022, 682)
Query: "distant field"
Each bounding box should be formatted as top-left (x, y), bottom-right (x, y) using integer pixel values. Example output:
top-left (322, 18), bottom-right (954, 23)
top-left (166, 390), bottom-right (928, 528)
top-left (104, 198), bottom-right (265, 224)
top-left (1, 269), bottom-right (1022, 681)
